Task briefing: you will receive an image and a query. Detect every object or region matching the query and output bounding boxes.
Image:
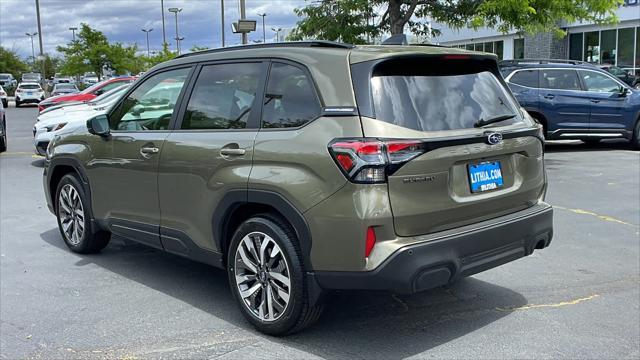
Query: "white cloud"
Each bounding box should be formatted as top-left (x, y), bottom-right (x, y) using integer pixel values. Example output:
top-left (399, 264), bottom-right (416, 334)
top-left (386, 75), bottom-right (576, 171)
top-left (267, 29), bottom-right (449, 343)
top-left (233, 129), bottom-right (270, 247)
top-left (0, 0), bottom-right (307, 58)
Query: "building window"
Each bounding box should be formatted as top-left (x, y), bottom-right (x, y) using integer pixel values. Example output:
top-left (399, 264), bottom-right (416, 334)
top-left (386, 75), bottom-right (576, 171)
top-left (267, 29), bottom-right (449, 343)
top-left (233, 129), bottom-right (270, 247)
top-left (584, 31), bottom-right (600, 63)
top-left (483, 42), bottom-right (493, 53)
top-left (600, 29), bottom-right (616, 65)
top-left (474, 43), bottom-right (483, 51)
top-left (569, 33), bottom-right (583, 61)
top-left (617, 28), bottom-right (634, 68)
top-left (465, 44), bottom-right (474, 50)
top-left (514, 38), bottom-right (524, 59)
top-left (494, 40), bottom-right (504, 60)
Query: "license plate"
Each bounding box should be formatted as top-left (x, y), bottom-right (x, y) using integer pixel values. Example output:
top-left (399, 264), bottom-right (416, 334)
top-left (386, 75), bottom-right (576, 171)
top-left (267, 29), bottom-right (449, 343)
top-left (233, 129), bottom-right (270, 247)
top-left (468, 161), bottom-right (504, 193)
top-left (27, 92), bottom-right (33, 95)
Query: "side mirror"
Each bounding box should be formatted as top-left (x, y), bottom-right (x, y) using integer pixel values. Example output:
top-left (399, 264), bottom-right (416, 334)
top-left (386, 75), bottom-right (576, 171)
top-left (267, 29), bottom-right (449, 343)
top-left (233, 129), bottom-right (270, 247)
top-left (131, 104), bottom-right (145, 116)
top-left (87, 114), bottom-right (110, 137)
top-left (618, 86), bottom-right (630, 97)
top-left (94, 89), bottom-right (104, 96)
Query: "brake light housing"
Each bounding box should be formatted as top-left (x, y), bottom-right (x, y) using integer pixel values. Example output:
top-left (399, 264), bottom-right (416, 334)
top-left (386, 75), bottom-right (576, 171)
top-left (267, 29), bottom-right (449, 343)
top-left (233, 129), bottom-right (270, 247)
top-left (328, 138), bottom-right (426, 183)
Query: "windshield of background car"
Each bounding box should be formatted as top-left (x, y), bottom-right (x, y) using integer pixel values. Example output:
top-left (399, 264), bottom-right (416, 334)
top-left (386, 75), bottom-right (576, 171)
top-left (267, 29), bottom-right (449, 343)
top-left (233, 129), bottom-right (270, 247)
top-left (55, 84), bottom-right (76, 90)
top-left (0, 74), bottom-right (10, 79)
top-left (368, 59), bottom-right (521, 131)
top-left (19, 84), bottom-right (41, 90)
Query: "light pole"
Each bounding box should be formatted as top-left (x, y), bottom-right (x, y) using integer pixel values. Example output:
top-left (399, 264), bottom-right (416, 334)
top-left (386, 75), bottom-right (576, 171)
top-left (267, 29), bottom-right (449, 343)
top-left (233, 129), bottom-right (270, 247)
top-left (257, 13), bottom-right (266, 43)
top-left (160, 0), bottom-right (167, 47)
top-left (142, 28), bottom-right (153, 56)
top-left (271, 27), bottom-right (282, 42)
top-left (221, 0), bottom-right (225, 47)
top-left (239, 0), bottom-right (247, 45)
top-left (168, 7), bottom-right (182, 54)
top-left (26, 32), bottom-right (37, 68)
top-left (35, 0), bottom-right (45, 81)
top-left (69, 27), bottom-right (77, 42)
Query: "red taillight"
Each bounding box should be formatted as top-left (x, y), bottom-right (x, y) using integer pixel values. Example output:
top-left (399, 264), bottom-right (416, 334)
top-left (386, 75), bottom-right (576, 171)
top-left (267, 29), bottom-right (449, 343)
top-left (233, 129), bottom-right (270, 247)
top-left (365, 227), bottom-right (376, 258)
top-left (329, 138), bottom-right (426, 183)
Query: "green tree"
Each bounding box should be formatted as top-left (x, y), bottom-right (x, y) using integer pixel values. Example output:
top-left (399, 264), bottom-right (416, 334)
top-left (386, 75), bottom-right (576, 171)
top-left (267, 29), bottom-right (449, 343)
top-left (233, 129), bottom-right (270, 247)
top-left (0, 47), bottom-right (29, 80)
top-left (42, 54), bottom-right (62, 79)
top-left (141, 43), bottom-right (176, 69)
top-left (57, 23), bottom-right (140, 80)
top-left (289, 0), bottom-right (622, 42)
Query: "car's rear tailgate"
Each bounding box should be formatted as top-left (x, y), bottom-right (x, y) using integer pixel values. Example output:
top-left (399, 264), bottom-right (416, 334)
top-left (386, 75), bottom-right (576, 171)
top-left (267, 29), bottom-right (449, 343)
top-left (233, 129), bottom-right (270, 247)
top-left (384, 129), bottom-right (544, 236)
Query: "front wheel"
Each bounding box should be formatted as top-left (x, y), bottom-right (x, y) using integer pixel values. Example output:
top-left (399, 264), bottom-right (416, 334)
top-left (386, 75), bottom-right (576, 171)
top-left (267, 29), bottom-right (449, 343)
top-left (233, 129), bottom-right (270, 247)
top-left (227, 215), bottom-right (323, 336)
top-left (632, 120), bottom-right (640, 150)
top-left (55, 174), bottom-right (110, 253)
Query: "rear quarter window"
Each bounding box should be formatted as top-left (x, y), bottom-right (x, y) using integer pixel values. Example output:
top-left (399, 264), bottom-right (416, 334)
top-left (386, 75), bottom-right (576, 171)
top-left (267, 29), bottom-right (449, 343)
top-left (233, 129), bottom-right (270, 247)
top-left (509, 70), bottom-right (539, 88)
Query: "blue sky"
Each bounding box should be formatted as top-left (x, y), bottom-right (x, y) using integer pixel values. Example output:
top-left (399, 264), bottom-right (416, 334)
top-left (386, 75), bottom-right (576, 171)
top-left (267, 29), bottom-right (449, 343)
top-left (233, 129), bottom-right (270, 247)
top-left (0, 0), bottom-right (307, 58)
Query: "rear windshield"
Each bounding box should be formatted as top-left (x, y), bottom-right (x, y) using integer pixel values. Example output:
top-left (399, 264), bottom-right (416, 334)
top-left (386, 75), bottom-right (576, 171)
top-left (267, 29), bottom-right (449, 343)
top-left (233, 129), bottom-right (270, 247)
top-left (55, 84), bottom-right (76, 90)
top-left (0, 74), bottom-right (10, 79)
top-left (354, 57), bottom-right (523, 132)
top-left (371, 71), bottom-right (520, 131)
top-left (19, 84), bottom-right (41, 89)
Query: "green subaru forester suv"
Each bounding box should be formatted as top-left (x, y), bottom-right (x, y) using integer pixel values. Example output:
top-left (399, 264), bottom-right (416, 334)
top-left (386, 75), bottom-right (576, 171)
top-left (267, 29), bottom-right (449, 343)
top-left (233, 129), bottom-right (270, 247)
top-left (43, 41), bottom-right (553, 335)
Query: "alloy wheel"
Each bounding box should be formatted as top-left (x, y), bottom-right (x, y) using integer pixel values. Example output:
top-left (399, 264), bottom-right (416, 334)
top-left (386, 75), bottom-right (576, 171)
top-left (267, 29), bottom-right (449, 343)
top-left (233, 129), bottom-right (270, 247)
top-left (234, 231), bottom-right (291, 322)
top-left (58, 184), bottom-right (85, 245)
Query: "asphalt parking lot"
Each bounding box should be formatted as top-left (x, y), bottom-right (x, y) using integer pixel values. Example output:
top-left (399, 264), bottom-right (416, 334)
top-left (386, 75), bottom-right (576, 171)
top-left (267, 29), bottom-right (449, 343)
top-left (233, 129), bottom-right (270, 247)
top-left (1, 104), bottom-right (639, 359)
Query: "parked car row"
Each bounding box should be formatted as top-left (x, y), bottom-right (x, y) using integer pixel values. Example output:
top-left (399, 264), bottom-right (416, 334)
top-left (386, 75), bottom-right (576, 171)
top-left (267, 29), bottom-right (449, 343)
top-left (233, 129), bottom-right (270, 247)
top-left (33, 84), bottom-right (130, 155)
top-left (500, 59), bottom-right (640, 148)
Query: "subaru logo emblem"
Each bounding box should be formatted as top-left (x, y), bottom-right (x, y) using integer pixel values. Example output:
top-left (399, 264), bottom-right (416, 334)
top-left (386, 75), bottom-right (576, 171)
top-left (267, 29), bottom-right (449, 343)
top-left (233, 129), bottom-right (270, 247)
top-left (486, 132), bottom-right (503, 145)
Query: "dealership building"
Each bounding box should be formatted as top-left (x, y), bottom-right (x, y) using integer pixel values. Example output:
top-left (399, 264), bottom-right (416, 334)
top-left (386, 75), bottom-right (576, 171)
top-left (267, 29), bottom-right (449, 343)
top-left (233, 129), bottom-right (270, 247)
top-left (432, 0), bottom-right (640, 73)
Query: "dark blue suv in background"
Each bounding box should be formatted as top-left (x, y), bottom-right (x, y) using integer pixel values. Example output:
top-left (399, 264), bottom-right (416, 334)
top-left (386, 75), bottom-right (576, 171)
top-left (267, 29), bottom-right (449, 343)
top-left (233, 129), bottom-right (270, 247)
top-left (500, 59), bottom-right (640, 149)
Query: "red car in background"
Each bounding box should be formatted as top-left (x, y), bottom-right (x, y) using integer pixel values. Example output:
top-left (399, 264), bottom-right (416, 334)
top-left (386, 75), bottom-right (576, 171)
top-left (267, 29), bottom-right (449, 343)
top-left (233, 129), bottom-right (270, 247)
top-left (38, 77), bottom-right (135, 112)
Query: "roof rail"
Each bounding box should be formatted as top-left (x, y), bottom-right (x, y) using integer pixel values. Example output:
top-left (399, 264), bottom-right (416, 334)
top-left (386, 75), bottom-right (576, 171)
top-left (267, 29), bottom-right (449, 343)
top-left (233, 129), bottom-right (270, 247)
top-left (175, 41), bottom-right (354, 59)
top-left (499, 59), bottom-right (595, 66)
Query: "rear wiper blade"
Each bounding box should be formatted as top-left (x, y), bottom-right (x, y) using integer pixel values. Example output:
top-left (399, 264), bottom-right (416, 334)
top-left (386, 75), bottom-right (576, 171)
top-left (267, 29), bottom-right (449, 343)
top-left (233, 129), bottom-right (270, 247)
top-left (474, 114), bottom-right (516, 128)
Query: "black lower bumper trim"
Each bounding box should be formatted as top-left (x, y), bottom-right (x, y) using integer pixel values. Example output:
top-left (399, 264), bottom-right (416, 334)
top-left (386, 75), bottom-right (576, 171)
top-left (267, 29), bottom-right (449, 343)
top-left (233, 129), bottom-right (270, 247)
top-left (315, 205), bottom-right (553, 294)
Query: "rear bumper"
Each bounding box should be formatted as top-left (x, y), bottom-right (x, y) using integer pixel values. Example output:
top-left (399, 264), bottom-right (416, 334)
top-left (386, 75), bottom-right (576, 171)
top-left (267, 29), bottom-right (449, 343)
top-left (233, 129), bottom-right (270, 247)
top-left (315, 203), bottom-right (553, 294)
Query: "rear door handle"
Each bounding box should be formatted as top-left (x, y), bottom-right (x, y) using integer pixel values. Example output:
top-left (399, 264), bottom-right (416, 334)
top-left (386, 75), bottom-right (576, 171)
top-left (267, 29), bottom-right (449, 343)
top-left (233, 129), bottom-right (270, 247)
top-left (590, 99), bottom-right (600, 103)
top-left (140, 146), bottom-right (160, 155)
top-left (220, 148), bottom-right (246, 156)
top-left (543, 94), bottom-right (555, 100)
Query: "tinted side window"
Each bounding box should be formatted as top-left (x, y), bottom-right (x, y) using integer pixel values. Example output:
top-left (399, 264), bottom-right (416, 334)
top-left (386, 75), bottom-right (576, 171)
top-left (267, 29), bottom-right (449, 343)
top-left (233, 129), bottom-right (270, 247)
top-left (110, 68), bottom-right (189, 131)
top-left (509, 70), bottom-right (539, 88)
top-left (261, 63), bottom-right (320, 129)
top-left (579, 70), bottom-right (621, 93)
top-left (181, 63), bottom-right (262, 130)
top-left (540, 69), bottom-right (581, 90)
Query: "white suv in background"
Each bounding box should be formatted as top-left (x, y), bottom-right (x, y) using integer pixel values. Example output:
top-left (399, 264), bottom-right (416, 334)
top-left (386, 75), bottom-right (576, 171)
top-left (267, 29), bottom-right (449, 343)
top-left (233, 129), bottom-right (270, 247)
top-left (15, 83), bottom-right (45, 107)
top-left (33, 84), bottom-right (130, 155)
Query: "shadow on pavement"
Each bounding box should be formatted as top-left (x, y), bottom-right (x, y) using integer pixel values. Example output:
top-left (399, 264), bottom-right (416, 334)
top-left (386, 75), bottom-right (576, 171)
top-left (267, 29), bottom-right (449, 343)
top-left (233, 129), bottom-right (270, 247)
top-left (40, 228), bottom-right (528, 358)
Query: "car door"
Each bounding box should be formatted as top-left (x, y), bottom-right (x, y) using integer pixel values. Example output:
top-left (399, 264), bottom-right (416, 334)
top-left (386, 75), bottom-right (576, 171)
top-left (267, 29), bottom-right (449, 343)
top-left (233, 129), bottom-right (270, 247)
top-left (158, 61), bottom-right (267, 255)
top-left (538, 69), bottom-right (591, 134)
top-left (578, 69), bottom-right (630, 132)
top-left (87, 67), bottom-right (192, 249)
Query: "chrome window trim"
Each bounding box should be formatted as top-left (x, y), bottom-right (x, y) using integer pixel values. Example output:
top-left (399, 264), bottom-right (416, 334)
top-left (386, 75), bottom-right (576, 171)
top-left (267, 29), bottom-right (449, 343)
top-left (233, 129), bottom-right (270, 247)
top-left (504, 67), bottom-right (630, 91)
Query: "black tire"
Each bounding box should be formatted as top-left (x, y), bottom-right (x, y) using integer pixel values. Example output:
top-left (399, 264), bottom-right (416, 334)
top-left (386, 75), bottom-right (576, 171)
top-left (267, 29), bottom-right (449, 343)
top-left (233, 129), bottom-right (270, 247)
top-left (1, 99), bottom-right (7, 108)
top-left (55, 173), bottom-right (110, 253)
top-left (0, 134), bottom-right (6, 153)
top-left (14, 100), bottom-right (20, 108)
top-left (632, 120), bottom-right (640, 150)
top-left (227, 214), bottom-right (323, 336)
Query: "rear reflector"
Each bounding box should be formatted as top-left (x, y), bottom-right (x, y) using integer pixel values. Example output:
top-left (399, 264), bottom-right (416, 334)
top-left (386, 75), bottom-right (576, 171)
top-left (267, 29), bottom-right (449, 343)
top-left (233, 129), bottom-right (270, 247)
top-left (365, 227), bottom-right (376, 258)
